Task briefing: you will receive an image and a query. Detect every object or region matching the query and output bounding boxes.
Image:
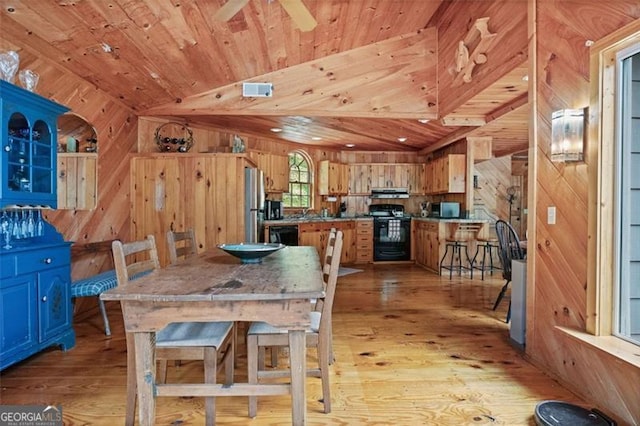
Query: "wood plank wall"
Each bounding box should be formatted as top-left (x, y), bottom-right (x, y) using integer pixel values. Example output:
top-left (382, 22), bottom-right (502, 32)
top-left (532, 1), bottom-right (640, 424)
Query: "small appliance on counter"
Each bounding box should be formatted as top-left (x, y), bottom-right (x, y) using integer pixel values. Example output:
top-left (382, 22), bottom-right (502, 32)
top-left (264, 200), bottom-right (283, 220)
top-left (338, 201), bottom-right (347, 218)
top-left (420, 202), bottom-right (431, 218)
top-left (428, 202), bottom-right (460, 218)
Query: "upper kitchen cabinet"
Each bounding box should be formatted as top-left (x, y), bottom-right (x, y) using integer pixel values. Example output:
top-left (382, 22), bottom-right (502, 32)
top-left (56, 113), bottom-right (98, 210)
top-left (1, 81), bottom-right (69, 209)
top-left (248, 151), bottom-right (289, 193)
top-left (425, 154), bottom-right (466, 194)
top-left (348, 163), bottom-right (425, 195)
top-left (318, 160), bottom-right (348, 195)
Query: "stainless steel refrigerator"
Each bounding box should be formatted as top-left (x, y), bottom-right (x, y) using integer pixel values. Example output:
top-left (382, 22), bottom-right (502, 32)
top-left (245, 167), bottom-right (265, 242)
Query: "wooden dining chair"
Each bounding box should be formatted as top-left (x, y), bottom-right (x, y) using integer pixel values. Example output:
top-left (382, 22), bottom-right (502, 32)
top-left (112, 235), bottom-right (235, 426)
top-left (166, 228), bottom-right (197, 264)
top-left (270, 227), bottom-right (338, 367)
top-left (247, 230), bottom-right (344, 417)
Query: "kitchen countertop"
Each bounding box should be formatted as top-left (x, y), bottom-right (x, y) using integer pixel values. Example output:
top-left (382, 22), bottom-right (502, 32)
top-left (412, 217), bottom-right (490, 223)
top-left (264, 216), bottom-right (372, 225)
top-left (264, 216), bottom-right (489, 225)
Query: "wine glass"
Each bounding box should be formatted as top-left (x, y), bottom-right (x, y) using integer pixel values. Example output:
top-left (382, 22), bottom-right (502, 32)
top-left (1, 212), bottom-right (13, 249)
top-left (18, 69), bottom-right (39, 92)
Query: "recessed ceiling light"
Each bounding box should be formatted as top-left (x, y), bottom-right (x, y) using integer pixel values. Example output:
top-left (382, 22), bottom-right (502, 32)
top-left (397, 137), bottom-right (407, 142)
top-left (311, 136), bottom-right (322, 141)
top-left (270, 127), bottom-right (283, 133)
top-left (345, 143), bottom-right (355, 148)
top-left (418, 119), bottom-right (429, 124)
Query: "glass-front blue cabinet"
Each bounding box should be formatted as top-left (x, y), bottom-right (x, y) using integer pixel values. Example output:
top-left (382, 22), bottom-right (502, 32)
top-left (0, 82), bottom-right (74, 371)
top-left (1, 80), bottom-right (69, 208)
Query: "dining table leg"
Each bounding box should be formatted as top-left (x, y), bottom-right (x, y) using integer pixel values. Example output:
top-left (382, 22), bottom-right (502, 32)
top-left (134, 331), bottom-right (156, 426)
top-left (288, 329), bottom-right (307, 426)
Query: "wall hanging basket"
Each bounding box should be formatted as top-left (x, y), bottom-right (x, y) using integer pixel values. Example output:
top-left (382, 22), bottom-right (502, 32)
top-left (155, 122), bottom-right (194, 153)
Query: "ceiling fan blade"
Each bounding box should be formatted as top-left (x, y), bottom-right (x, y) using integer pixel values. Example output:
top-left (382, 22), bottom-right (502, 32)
top-left (214, 0), bottom-right (250, 22)
top-left (278, 0), bottom-right (317, 32)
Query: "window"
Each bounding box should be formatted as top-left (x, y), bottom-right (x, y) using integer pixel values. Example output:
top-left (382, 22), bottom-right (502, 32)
top-left (615, 47), bottom-right (640, 344)
top-left (590, 23), bottom-right (640, 347)
top-left (282, 151), bottom-right (312, 208)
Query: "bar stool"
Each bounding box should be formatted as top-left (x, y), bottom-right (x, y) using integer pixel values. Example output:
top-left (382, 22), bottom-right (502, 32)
top-left (439, 236), bottom-right (474, 279)
top-left (471, 237), bottom-right (502, 280)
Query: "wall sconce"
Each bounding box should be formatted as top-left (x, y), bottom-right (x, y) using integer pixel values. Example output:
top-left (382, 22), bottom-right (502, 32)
top-left (551, 108), bottom-right (586, 162)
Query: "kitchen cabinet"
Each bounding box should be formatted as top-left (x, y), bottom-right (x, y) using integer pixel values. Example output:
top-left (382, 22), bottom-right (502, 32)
top-left (1, 81), bottom-right (69, 209)
top-left (318, 160), bottom-right (348, 195)
top-left (407, 163), bottom-right (425, 195)
top-left (414, 220), bottom-right (444, 272)
top-left (130, 154), bottom-right (252, 266)
top-left (348, 164), bottom-right (372, 195)
top-left (248, 151), bottom-right (289, 193)
top-left (57, 153), bottom-right (98, 210)
top-left (0, 236), bottom-right (75, 371)
top-left (298, 220), bottom-right (356, 264)
top-left (425, 154), bottom-right (465, 194)
top-left (355, 219), bottom-right (373, 264)
top-left (348, 163), bottom-right (424, 195)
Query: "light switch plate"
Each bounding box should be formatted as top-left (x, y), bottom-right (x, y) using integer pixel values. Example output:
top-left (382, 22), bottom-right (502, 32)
top-left (547, 206), bottom-right (556, 225)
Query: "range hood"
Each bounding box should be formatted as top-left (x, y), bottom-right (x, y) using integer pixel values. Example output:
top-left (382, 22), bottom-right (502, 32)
top-left (370, 188), bottom-right (410, 199)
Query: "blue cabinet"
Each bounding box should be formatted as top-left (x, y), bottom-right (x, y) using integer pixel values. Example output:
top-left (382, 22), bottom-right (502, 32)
top-left (1, 80), bottom-right (69, 209)
top-left (0, 241), bottom-right (75, 371)
top-left (0, 81), bottom-right (74, 371)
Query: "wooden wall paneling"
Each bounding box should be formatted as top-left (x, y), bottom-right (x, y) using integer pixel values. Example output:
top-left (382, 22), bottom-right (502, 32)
top-left (531, 1), bottom-right (640, 424)
top-left (57, 154), bottom-right (70, 209)
top-left (190, 157), bottom-right (207, 253)
top-left (473, 157), bottom-right (511, 223)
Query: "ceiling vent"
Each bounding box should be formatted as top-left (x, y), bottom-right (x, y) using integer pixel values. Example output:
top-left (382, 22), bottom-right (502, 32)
top-left (242, 82), bottom-right (273, 97)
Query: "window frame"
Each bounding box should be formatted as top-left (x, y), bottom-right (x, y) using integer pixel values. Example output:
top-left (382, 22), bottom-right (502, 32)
top-left (283, 150), bottom-right (313, 209)
top-left (588, 21), bottom-right (640, 342)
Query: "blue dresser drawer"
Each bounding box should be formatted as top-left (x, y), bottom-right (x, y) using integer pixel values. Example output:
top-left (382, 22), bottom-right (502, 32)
top-left (16, 247), bottom-right (70, 275)
top-left (0, 254), bottom-right (17, 279)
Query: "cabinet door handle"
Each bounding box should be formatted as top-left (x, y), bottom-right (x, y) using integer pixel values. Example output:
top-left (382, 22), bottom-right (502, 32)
top-left (42, 296), bottom-right (47, 302)
top-left (43, 258), bottom-right (53, 264)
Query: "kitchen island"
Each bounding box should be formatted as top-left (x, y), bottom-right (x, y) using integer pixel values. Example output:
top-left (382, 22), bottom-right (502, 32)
top-left (412, 217), bottom-right (491, 274)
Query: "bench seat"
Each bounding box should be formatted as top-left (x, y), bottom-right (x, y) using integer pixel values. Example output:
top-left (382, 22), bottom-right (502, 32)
top-left (71, 270), bottom-right (117, 336)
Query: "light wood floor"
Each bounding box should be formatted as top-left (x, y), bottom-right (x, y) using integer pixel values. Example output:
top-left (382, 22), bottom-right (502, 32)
top-left (0, 264), bottom-right (585, 425)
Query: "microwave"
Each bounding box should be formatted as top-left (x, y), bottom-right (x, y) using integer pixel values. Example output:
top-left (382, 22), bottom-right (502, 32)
top-left (430, 202), bottom-right (460, 218)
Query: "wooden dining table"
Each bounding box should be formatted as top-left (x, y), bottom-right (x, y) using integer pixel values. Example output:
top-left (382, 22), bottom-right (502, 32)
top-left (101, 245), bottom-right (324, 426)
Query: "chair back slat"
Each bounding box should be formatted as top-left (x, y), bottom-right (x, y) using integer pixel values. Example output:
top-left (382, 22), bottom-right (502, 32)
top-left (112, 235), bottom-right (160, 285)
top-left (494, 220), bottom-right (524, 282)
top-left (167, 229), bottom-right (197, 265)
top-left (318, 230), bottom-right (343, 336)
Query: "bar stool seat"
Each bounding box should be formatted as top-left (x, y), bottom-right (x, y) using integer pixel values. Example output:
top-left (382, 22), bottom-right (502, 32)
top-left (471, 237), bottom-right (502, 280)
top-left (439, 237), bottom-right (474, 279)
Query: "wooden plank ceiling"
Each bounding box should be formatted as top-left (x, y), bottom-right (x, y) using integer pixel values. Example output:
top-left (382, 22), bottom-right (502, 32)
top-left (0, 0), bottom-right (528, 155)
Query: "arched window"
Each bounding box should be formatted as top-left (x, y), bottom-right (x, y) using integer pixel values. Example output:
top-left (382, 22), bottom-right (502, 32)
top-left (283, 151), bottom-right (312, 208)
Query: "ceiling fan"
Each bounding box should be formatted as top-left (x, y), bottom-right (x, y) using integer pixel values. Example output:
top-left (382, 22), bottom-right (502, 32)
top-left (215, 0), bottom-right (317, 32)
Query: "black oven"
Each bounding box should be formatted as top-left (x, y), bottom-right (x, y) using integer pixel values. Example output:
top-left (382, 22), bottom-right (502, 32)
top-left (370, 204), bottom-right (411, 261)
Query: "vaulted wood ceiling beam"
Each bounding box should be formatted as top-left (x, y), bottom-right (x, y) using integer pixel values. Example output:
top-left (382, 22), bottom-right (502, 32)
top-left (485, 92), bottom-right (528, 122)
top-left (420, 92), bottom-right (528, 155)
top-left (142, 30), bottom-right (439, 119)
